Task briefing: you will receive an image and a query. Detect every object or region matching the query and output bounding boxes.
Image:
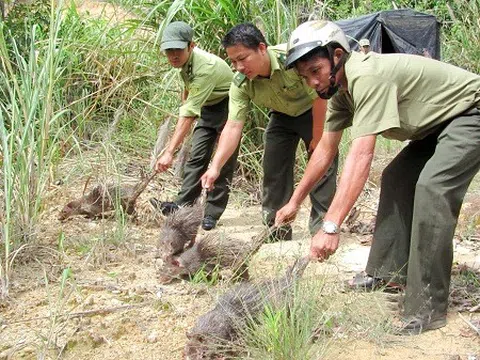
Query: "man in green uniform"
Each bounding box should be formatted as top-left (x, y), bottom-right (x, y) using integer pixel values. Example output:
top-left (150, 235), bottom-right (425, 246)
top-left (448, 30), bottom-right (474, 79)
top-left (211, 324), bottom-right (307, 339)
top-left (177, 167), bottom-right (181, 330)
top-left (275, 20), bottom-right (480, 333)
top-left (154, 21), bottom-right (238, 230)
top-left (200, 23), bottom-right (338, 239)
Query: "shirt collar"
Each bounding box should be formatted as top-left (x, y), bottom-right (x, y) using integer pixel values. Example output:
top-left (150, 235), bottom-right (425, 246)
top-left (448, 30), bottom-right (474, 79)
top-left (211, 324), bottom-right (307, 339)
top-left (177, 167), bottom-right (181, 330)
top-left (181, 48), bottom-right (195, 76)
top-left (267, 48), bottom-right (282, 77)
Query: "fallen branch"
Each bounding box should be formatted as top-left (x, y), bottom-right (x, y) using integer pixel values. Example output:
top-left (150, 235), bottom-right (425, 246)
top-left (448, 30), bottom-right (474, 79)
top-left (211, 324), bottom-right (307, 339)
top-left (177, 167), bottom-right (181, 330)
top-left (4, 301), bottom-right (153, 326)
top-left (458, 312), bottom-right (480, 336)
top-left (469, 303), bottom-right (480, 313)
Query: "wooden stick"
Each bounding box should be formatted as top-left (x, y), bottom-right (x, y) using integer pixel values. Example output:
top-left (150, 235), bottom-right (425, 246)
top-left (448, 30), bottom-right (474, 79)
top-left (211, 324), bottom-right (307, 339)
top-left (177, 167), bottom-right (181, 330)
top-left (469, 303), bottom-right (480, 313)
top-left (458, 312), bottom-right (480, 336)
top-left (4, 301), bottom-right (153, 326)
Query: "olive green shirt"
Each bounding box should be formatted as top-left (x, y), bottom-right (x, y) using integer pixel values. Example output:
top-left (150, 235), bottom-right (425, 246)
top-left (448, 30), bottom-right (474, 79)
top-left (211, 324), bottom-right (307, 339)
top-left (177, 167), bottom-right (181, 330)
top-left (179, 48), bottom-right (233, 118)
top-left (228, 44), bottom-right (318, 122)
top-left (325, 51), bottom-right (480, 140)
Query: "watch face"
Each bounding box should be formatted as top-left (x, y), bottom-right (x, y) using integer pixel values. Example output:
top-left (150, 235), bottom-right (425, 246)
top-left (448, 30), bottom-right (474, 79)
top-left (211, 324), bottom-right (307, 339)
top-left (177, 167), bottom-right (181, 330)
top-left (322, 221), bottom-right (338, 234)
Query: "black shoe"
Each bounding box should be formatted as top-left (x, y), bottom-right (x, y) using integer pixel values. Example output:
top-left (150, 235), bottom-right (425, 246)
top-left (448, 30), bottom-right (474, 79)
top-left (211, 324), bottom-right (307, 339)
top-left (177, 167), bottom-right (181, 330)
top-left (202, 215), bottom-right (217, 231)
top-left (394, 314), bottom-right (447, 335)
top-left (149, 198), bottom-right (179, 216)
top-left (346, 272), bottom-right (404, 293)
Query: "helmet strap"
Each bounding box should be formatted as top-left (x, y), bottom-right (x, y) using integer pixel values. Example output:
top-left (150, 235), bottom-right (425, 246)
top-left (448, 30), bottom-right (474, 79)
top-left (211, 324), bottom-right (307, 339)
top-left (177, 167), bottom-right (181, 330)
top-left (317, 46), bottom-right (348, 99)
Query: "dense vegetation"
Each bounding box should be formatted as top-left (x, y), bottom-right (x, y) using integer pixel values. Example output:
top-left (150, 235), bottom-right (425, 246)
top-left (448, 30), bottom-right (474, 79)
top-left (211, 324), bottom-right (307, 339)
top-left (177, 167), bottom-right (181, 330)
top-left (0, 0), bottom-right (478, 298)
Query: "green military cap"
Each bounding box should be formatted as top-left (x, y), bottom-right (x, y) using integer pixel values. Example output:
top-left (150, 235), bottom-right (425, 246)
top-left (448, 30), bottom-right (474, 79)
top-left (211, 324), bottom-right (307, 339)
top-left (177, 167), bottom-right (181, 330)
top-left (161, 21), bottom-right (193, 51)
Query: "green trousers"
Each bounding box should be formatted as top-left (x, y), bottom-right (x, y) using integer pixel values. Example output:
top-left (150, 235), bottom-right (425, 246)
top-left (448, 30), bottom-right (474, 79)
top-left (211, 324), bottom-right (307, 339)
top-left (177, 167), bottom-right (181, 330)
top-left (262, 109), bottom-right (338, 235)
top-left (176, 97), bottom-right (239, 220)
top-left (366, 107), bottom-right (480, 318)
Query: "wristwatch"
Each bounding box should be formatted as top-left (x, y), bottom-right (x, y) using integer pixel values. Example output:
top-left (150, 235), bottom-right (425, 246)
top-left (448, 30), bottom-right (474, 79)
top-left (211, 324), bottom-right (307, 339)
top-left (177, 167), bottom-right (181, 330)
top-left (321, 220), bottom-right (339, 234)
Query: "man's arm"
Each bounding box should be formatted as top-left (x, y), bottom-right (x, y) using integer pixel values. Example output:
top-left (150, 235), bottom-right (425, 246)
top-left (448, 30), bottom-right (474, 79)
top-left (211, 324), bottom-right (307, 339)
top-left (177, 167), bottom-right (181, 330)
top-left (309, 97), bottom-right (327, 152)
top-left (289, 130), bottom-right (342, 205)
top-left (309, 134), bottom-right (376, 260)
top-left (275, 130), bottom-right (342, 225)
top-left (155, 116), bottom-right (195, 173)
top-left (201, 120), bottom-right (244, 190)
top-left (182, 89), bottom-right (189, 102)
top-left (323, 134), bottom-right (376, 226)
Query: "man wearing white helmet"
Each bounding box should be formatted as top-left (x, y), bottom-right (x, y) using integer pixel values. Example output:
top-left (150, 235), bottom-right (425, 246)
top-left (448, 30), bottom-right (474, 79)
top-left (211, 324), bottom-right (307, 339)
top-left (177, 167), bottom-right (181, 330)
top-left (276, 20), bottom-right (480, 334)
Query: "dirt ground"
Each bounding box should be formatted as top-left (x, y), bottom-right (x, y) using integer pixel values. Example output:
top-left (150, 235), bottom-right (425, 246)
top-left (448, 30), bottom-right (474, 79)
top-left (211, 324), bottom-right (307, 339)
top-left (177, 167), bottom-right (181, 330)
top-left (0, 156), bottom-right (479, 359)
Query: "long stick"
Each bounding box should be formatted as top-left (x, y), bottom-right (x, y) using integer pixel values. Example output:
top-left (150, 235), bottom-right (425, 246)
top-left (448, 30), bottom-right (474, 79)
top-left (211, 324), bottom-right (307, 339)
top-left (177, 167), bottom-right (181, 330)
top-left (4, 301), bottom-right (153, 326)
top-left (458, 312), bottom-right (480, 336)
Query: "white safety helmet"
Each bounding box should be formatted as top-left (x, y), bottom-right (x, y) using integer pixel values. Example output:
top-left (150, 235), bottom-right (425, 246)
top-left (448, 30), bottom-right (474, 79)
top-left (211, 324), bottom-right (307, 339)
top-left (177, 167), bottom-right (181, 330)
top-left (285, 20), bottom-right (350, 69)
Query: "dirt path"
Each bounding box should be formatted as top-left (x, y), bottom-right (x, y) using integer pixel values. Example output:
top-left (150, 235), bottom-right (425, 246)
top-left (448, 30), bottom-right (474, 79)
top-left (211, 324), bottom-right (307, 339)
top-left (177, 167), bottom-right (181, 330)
top-left (0, 179), bottom-right (478, 359)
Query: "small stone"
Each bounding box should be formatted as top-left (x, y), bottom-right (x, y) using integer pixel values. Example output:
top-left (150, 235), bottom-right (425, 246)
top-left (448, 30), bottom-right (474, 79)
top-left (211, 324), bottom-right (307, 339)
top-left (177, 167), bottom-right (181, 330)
top-left (128, 272), bottom-right (136, 281)
top-left (146, 332), bottom-right (158, 343)
top-left (155, 288), bottom-right (164, 299)
top-left (111, 299), bottom-right (122, 306)
top-left (89, 331), bottom-right (106, 347)
top-left (87, 222), bottom-right (98, 229)
top-left (85, 295), bottom-right (94, 306)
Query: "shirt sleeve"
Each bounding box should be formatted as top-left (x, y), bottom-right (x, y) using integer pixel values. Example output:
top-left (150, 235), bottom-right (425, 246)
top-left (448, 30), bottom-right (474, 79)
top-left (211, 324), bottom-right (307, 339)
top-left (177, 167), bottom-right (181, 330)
top-left (349, 75), bottom-right (401, 139)
top-left (324, 93), bottom-right (353, 132)
top-left (179, 64), bottom-right (217, 118)
top-left (228, 82), bottom-right (251, 122)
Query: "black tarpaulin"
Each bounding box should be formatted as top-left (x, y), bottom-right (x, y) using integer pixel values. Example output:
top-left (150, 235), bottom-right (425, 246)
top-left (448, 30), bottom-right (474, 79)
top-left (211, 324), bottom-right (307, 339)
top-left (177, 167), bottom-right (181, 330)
top-left (335, 9), bottom-right (441, 60)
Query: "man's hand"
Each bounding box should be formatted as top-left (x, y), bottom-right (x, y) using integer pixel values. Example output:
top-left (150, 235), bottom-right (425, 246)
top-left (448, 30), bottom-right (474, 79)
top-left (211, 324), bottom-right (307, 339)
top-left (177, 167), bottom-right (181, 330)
top-left (309, 232), bottom-right (340, 261)
top-left (155, 151), bottom-right (174, 173)
top-left (274, 201), bottom-right (300, 227)
top-left (201, 166), bottom-right (220, 191)
top-left (308, 137), bottom-right (320, 153)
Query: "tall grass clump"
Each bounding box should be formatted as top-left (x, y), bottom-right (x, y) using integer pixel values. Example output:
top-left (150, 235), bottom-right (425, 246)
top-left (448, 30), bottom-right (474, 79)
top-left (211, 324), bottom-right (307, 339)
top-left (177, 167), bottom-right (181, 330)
top-left (441, 0), bottom-right (480, 73)
top-left (238, 279), bottom-right (331, 360)
top-left (236, 277), bottom-right (395, 359)
top-left (0, 0), bottom-right (71, 298)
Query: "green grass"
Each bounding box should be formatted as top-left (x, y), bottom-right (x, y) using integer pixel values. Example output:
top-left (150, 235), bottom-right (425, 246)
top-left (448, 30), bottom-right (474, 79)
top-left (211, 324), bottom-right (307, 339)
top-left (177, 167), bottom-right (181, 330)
top-left (0, 0), bottom-right (70, 298)
top-left (239, 280), bottom-right (329, 360)
top-left (235, 275), bottom-right (394, 359)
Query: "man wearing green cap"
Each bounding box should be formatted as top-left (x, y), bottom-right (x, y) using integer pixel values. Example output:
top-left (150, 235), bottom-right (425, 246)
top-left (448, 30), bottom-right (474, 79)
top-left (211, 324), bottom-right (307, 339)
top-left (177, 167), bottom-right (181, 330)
top-left (154, 21), bottom-right (238, 230)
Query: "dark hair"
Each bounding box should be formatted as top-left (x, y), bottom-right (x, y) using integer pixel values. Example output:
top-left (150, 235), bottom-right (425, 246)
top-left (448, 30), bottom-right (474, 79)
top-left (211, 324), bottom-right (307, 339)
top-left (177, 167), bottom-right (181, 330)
top-left (222, 23), bottom-right (267, 50)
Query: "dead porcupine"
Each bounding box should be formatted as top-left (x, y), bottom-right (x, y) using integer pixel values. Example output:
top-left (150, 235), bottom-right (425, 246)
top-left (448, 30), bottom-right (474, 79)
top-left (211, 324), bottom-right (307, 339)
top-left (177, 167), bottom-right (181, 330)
top-left (156, 197), bottom-right (205, 262)
top-left (58, 172), bottom-right (156, 221)
top-left (158, 227), bottom-right (270, 284)
top-left (59, 116), bottom-right (172, 222)
top-left (184, 256), bottom-right (310, 359)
